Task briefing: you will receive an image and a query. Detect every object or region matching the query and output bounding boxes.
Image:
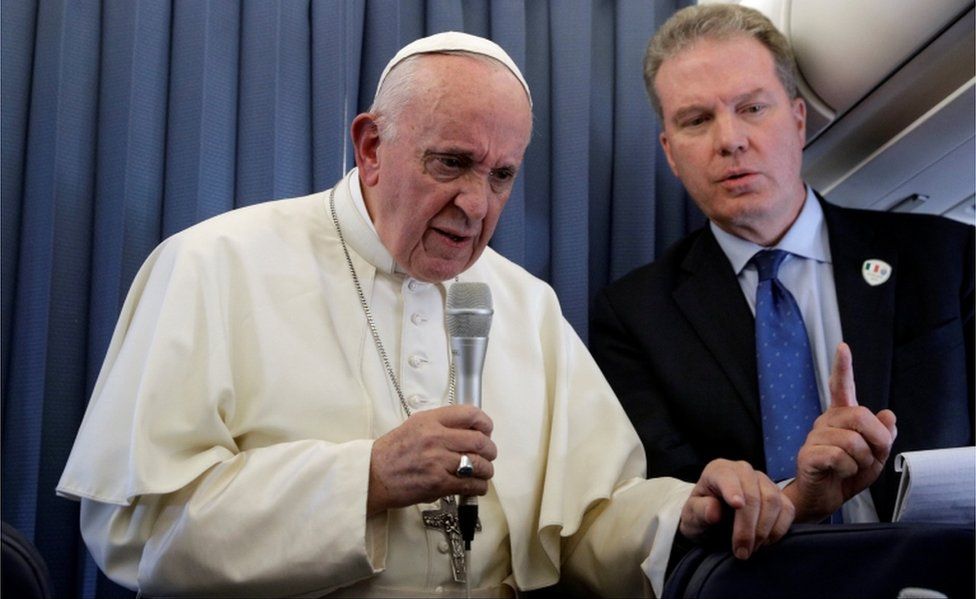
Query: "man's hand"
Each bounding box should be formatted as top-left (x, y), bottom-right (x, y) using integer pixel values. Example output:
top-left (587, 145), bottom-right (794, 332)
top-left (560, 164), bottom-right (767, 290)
top-left (784, 342), bottom-right (898, 521)
top-left (680, 459), bottom-right (795, 559)
top-left (366, 405), bottom-right (497, 516)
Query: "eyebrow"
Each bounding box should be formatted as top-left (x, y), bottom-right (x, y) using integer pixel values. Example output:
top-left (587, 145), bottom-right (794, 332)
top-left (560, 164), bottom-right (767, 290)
top-left (424, 148), bottom-right (473, 160)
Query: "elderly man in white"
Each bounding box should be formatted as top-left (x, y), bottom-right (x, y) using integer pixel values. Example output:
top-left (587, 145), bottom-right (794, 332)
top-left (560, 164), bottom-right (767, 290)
top-left (58, 32), bottom-right (793, 597)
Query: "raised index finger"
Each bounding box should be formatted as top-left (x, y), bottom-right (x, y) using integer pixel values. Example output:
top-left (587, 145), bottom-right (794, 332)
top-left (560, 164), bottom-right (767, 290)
top-left (828, 342), bottom-right (857, 408)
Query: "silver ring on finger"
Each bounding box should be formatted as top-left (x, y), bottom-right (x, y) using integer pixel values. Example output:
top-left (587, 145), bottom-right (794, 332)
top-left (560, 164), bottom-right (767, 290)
top-left (456, 454), bottom-right (474, 478)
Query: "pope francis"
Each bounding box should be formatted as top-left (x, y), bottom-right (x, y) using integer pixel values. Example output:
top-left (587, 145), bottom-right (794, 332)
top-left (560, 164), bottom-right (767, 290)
top-left (57, 32), bottom-right (794, 598)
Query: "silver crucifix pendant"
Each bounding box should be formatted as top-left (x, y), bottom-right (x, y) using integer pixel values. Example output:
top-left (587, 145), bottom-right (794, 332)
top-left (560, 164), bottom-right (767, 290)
top-left (421, 495), bottom-right (482, 583)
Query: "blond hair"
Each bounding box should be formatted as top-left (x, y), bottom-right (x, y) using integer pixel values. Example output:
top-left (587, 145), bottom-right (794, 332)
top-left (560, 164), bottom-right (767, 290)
top-left (644, 3), bottom-right (799, 119)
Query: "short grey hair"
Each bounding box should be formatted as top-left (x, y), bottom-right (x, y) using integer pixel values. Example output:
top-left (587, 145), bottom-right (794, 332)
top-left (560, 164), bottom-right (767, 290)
top-left (369, 51), bottom-right (519, 141)
top-left (644, 3), bottom-right (799, 119)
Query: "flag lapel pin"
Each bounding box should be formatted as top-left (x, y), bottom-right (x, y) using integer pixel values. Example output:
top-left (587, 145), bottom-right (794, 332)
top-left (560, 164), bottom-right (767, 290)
top-left (861, 259), bottom-right (892, 286)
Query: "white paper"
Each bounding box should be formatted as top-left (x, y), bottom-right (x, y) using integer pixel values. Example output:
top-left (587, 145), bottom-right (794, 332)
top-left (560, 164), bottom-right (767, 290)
top-left (892, 446), bottom-right (976, 524)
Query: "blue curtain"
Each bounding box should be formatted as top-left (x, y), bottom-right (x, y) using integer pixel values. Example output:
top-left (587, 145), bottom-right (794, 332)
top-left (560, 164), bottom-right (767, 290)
top-left (1, 1), bottom-right (700, 596)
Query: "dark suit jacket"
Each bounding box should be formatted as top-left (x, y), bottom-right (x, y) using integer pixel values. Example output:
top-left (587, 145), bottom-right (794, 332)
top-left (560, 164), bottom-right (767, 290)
top-left (590, 198), bottom-right (974, 521)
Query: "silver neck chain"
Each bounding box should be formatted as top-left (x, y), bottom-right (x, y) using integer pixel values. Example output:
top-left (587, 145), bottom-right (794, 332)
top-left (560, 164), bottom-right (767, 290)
top-left (329, 186), bottom-right (455, 418)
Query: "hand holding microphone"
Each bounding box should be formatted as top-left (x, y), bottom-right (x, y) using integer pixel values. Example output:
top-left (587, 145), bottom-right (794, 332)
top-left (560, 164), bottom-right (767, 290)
top-left (446, 282), bottom-right (493, 550)
top-left (365, 283), bottom-right (494, 525)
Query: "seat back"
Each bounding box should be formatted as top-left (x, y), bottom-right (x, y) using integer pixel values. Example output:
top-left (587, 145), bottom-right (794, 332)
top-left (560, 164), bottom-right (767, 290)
top-left (664, 523), bottom-right (974, 599)
top-left (2, 521), bottom-right (53, 599)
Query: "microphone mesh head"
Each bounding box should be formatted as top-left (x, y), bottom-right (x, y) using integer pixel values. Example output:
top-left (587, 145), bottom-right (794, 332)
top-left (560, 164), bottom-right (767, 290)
top-left (447, 282), bottom-right (493, 337)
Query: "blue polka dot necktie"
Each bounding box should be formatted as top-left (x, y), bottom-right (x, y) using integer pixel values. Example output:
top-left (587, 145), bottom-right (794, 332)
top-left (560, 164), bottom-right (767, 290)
top-left (753, 249), bottom-right (822, 481)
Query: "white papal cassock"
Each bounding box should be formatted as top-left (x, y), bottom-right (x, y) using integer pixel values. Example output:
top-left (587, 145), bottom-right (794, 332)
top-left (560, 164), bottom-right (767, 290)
top-left (57, 170), bottom-right (693, 597)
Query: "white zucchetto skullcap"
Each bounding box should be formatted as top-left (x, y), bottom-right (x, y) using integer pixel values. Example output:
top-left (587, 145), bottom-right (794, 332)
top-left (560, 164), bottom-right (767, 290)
top-left (374, 31), bottom-right (533, 107)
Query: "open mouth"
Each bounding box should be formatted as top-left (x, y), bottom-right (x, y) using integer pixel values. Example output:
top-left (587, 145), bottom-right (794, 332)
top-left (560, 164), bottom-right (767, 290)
top-left (434, 227), bottom-right (467, 243)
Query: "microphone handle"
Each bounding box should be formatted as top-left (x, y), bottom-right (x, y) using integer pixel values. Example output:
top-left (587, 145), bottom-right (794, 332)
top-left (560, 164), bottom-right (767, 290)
top-left (451, 337), bottom-right (487, 409)
top-left (450, 336), bottom-right (488, 550)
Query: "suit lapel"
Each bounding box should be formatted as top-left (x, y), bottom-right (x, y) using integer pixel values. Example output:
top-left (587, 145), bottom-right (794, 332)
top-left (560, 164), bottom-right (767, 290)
top-left (823, 199), bottom-right (896, 415)
top-left (673, 229), bottom-right (762, 426)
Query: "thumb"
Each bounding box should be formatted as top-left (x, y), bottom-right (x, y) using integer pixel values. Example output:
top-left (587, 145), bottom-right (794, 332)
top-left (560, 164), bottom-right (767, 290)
top-left (829, 342), bottom-right (857, 408)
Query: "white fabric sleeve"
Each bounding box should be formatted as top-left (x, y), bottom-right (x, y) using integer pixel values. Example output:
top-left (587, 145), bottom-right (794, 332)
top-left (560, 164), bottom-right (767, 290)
top-left (77, 439), bottom-right (388, 596)
top-left (560, 477), bottom-right (692, 598)
top-left (56, 230), bottom-right (390, 595)
top-left (500, 293), bottom-right (693, 597)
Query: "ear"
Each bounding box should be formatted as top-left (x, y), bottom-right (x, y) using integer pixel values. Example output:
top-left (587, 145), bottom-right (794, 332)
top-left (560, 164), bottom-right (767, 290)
top-left (351, 113), bottom-right (382, 187)
top-left (791, 97), bottom-right (807, 143)
top-left (659, 131), bottom-right (679, 177)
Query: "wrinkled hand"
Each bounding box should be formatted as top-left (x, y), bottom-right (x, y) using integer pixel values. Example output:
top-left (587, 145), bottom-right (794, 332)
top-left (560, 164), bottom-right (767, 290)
top-left (367, 405), bottom-right (497, 516)
top-left (785, 343), bottom-right (897, 521)
top-left (680, 459), bottom-right (795, 560)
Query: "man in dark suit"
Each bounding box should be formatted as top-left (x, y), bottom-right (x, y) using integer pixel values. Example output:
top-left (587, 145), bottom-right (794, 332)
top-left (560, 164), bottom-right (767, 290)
top-left (591, 3), bottom-right (973, 524)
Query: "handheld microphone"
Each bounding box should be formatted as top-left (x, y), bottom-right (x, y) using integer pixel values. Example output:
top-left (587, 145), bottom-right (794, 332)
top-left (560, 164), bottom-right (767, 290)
top-left (446, 282), bottom-right (493, 551)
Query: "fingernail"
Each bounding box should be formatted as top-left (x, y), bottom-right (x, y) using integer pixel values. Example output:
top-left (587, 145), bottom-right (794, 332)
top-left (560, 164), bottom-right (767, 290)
top-left (735, 547), bottom-right (749, 560)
